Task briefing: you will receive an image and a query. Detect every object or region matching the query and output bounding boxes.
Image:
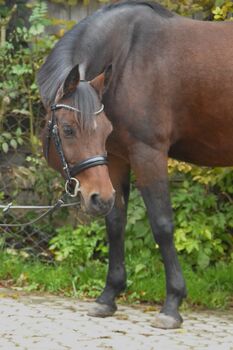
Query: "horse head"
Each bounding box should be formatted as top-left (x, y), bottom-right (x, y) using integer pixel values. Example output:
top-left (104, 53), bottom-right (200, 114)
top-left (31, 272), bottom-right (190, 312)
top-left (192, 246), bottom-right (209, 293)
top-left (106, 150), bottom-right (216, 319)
top-left (42, 64), bottom-right (115, 216)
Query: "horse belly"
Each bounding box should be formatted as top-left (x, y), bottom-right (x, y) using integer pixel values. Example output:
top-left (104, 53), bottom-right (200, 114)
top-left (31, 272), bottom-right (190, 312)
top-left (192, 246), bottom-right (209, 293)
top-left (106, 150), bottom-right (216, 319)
top-left (169, 130), bottom-right (233, 167)
top-left (169, 91), bottom-right (233, 167)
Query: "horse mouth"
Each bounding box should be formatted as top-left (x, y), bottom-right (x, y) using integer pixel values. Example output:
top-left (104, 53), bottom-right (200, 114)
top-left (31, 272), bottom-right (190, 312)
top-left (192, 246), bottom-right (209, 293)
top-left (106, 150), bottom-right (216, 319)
top-left (79, 193), bottom-right (114, 217)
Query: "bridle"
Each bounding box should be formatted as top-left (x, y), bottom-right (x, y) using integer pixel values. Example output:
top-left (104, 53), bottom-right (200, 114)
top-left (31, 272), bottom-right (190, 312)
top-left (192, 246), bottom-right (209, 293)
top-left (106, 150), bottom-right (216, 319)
top-left (45, 103), bottom-right (108, 197)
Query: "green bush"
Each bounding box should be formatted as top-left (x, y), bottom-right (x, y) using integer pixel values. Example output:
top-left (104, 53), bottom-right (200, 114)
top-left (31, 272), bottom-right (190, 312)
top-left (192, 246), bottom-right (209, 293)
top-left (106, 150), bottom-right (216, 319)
top-left (125, 167), bottom-right (233, 270)
top-left (170, 166), bottom-right (233, 268)
top-left (0, 2), bottom-right (56, 151)
top-left (49, 221), bottom-right (108, 264)
top-left (49, 167), bottom-right (233, 270)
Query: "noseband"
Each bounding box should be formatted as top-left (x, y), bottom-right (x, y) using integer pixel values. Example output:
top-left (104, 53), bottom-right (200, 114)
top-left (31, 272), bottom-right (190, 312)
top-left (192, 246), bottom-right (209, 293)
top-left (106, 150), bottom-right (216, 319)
top-left (45, 103), bottom-right (107, 197)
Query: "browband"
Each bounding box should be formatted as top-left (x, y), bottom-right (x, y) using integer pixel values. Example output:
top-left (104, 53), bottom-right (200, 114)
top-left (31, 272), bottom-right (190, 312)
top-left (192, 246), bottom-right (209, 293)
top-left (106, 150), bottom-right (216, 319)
top-left (51, 103), bottom-right (104, 115)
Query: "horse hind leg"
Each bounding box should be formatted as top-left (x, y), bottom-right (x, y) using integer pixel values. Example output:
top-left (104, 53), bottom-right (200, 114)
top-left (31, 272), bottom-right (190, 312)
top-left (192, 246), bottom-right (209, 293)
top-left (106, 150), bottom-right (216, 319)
top-left (87, 156), bottom-right (130, 317)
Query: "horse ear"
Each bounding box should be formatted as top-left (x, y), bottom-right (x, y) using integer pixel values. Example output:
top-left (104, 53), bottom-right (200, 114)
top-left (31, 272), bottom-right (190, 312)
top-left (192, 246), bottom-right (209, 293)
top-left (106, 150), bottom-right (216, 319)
top-left (89, 73), bottom-right (105, 98)
top-left (55, 64), bottom-right (80, 102)
top-left (63, 64), bottom-right (80, 95)
top-left (90, 65), bottom-right (112, 98)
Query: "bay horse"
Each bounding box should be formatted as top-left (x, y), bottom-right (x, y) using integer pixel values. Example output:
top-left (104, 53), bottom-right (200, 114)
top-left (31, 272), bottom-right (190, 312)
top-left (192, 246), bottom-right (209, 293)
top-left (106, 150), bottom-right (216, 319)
top-left (37, 0), bottom-right (233, 329)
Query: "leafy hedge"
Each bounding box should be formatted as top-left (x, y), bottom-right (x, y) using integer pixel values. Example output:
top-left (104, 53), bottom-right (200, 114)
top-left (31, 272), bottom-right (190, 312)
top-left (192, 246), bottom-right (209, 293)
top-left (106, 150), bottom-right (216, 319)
top-left (49, 166), bottom-right (233, 270)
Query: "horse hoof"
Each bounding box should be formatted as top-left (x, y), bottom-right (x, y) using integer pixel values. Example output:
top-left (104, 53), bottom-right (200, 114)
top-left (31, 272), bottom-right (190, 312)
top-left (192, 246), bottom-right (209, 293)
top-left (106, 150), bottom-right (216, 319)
top-left (87, 302), bottom-right (117, 318)
top-left (151, 313), bottom-right (182, 329)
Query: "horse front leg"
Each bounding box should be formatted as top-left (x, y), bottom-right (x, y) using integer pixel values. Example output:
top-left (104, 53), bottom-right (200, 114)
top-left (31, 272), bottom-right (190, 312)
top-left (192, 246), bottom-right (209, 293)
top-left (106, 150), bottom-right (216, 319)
top-left (88, 155), bottom-right (130, 317)
top-left (130, 144), bottom-right (186, 329)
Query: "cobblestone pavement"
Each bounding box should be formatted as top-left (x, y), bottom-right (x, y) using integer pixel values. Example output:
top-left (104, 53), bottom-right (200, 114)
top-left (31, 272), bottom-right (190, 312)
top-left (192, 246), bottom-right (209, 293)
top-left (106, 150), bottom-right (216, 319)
top-left (0, 289), bottom-right (232, 350)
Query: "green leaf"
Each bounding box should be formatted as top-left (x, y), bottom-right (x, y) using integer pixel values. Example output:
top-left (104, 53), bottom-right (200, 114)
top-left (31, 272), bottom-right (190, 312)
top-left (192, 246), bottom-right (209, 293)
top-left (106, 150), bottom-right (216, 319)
top-left (15, 128), bottom-right (22, 136)
top-left (2, 132), bottom-right (11, 139)
top-left (10, 139), bottom-right (17, 149)
top-left (135, 264), bottom-right (146, 274)
top-left (197, 251), bottom-right (210, 269)
top-left (12, 109), bottom-right (31, 116)
top-left (17, 137), bottom-right (24, 146)
top-left (215, 0), bottom-right (226, 7)
top-left (2, 142), bottom-right (9, 153)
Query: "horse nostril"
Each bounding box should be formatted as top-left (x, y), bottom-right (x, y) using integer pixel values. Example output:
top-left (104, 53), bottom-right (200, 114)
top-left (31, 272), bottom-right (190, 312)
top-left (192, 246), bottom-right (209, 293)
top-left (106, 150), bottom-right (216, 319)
top-left (90, 193), bottom-right (101, 207)
top-left (89, 192), bottom-right (114, 215)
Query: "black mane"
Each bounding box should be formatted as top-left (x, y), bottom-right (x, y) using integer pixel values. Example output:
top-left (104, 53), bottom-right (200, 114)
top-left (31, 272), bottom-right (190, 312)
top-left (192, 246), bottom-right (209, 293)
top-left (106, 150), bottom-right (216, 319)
top-left (103, 0), bottom-right (173, 18)
top-left (37, 1), bottom-right (173, 108)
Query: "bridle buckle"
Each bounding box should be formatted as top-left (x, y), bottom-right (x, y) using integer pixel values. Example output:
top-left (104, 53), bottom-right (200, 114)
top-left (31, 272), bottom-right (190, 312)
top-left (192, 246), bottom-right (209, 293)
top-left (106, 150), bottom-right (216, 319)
top-left (65, 177), bottom-right (80, 197)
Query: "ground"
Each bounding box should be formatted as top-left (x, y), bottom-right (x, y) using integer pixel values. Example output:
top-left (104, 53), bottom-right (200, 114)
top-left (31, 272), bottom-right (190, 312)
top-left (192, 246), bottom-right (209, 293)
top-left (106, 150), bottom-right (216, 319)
top-left (0, 288), bottom-right (232, 350)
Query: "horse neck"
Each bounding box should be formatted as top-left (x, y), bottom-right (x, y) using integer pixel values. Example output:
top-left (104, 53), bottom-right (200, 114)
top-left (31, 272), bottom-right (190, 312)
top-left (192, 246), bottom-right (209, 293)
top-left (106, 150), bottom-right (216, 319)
top-left (75, 7), bottom-right (142, 80)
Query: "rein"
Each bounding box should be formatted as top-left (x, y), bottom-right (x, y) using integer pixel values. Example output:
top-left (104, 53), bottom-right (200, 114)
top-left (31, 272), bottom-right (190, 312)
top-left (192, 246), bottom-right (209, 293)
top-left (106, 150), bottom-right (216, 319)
top-left (0, 193), bottom-right (80, 227)
top-left (46, 103), bottom-right (108, 197)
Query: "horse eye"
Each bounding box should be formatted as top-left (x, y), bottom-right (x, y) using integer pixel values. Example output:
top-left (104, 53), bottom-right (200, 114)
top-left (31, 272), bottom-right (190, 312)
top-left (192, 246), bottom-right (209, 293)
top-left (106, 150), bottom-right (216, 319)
top-left (63, 125), bottom-right (75, 137)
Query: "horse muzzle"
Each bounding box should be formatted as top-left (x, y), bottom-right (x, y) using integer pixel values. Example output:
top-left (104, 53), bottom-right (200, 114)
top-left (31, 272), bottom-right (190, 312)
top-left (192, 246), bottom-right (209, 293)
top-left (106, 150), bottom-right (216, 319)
top-left (85, 191), bottom-right (115, 217)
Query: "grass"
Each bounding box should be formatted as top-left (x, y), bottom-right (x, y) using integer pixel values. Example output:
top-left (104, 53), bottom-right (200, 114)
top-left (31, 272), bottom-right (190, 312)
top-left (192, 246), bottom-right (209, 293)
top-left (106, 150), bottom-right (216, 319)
top-left (183, 260), bottom-right (233, 309)
top-left (125, 254), bottom-right (233, 310)
top-left (0, 250), bottom-right (232, 310)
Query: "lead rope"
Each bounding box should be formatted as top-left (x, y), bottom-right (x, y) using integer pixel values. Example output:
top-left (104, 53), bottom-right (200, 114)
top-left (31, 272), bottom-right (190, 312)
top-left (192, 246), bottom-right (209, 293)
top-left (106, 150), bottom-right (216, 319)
top-left (0, 193), bottom-right (80, 228)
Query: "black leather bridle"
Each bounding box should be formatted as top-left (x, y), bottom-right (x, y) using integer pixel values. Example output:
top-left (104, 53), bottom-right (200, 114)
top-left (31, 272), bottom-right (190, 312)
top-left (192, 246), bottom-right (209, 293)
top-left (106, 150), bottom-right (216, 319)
top-left (45, 103), bottom-right (108, 197)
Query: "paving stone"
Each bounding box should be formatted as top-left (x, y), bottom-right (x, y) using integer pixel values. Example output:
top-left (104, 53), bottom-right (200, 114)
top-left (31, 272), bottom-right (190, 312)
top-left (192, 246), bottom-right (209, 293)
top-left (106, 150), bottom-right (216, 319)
top-left (0, 289), bottom-right (232, 350)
